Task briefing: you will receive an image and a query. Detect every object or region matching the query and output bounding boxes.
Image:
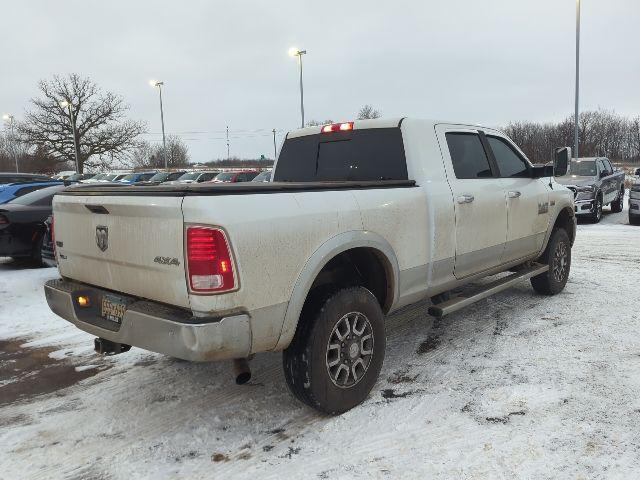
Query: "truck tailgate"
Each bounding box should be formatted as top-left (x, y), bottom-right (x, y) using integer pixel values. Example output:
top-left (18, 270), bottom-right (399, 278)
top-left (53, 194), bottom-right (190, 309)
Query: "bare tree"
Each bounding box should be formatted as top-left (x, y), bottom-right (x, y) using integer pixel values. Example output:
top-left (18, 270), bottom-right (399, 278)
top-left (357, 104), bottom-right (381, 120)
top-left (131, 136), bottom-right (189, 169)
top-left (504, 109), bottom-right (640, 165)
top-left (305, 119), bottom-right (334, 127)
top-left (18, 74), bottom-right (145, 172)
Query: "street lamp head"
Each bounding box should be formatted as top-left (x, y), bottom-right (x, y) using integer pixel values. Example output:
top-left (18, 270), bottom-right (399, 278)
top-left (149, 80), bottom-right (163, 88)
top-left (288, 47), bottom-right (306, 57)
top-left (59, 100), bottom-right (70, 108)
top-left (2, 113), bottom-right (12, 121)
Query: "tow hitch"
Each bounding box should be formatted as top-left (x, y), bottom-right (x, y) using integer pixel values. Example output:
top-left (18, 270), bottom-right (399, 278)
top-left (94, 337), bottom-right (131, 355)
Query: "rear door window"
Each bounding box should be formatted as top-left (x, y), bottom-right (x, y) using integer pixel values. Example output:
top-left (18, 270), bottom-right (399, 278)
top-left (445, 133), bottom-right (493, 179)
top-left (274, 128), bottom-right (408, 182)
top-left (486, 136), bottom-right (530, 178)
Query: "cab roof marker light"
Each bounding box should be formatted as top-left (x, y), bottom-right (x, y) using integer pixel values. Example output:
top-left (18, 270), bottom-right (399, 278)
top-left (321, 122), bottom-right (354, 133)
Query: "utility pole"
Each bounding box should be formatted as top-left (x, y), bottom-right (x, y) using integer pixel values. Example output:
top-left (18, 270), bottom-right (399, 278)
top-left (226, 125), bottom-right (230, 160)
top-left (272, 129), bottom-right (277, 160)
top-left (574, 0), bottom-right (581, 159)
top-left (150, 81), bottom-right (167, 168)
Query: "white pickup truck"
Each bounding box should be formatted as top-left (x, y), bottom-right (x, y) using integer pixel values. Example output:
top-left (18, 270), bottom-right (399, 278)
top-left (45, 118), bottom-right (576, 414)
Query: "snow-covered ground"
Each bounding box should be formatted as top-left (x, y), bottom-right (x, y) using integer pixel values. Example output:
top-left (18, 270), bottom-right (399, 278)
top-left (1, 203), bottom-right (639, 479)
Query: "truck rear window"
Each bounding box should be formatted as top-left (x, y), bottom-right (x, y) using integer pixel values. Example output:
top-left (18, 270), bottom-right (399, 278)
top-left (274, 128), bottom-right (408, 182)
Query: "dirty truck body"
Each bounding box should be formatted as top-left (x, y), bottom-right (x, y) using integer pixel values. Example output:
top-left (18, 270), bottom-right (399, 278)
top-left (45, 118), bottom-right (575, 413)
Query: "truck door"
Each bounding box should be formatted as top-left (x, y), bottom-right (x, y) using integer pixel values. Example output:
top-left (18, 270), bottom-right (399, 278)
top-left (436, 126), bottom-right (507, 279)
top-left (484, 134), bottom-right (550, 262)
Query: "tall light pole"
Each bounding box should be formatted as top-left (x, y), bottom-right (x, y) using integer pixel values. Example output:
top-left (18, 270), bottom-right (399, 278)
top-left (226, 125), bottom-right (230, 160)
top-left (272, 128), bottom-right (277, 160)
top-left (150, 80), bottom-right (167, 169)
top-left (2, 114), bottom-right (18, 173)
top-left (59, 100), bottom-right (81, 173)
top-left (288, 47), bottom-right (307, 128)
top-left (574, 0), bottom-right (581, 159)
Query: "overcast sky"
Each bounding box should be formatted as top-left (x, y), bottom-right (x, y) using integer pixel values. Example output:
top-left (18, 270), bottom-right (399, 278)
top-left (2, 0), bottom-right (638, 162)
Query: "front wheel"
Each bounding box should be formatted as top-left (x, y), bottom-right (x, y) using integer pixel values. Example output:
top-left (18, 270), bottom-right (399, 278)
top-left (283, 287), bottom-right (386, 415)
top-left (590, 196), bottom-right (603, 223)
top-left (531, 228), bottom-right (571, 295)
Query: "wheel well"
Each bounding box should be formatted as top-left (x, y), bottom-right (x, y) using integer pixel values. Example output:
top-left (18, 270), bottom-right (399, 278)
top-left (553, 207), bottom-right (576, 245)
top-left (305, 247), bottom-right (393, 313)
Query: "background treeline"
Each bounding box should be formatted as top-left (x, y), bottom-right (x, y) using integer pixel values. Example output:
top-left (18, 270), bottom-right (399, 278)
top-left (504, 109), bottom-right (640, 165)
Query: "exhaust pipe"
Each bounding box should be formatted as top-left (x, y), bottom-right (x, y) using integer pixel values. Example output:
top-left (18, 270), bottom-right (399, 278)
top-left (232, 358), bottom-right (251, 385)
top-left (94, 337), bottom-right (131, 355)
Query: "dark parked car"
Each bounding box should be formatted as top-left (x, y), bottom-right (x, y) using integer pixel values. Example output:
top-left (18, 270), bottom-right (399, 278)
top-left (0, 185), bottom-right (67, 265)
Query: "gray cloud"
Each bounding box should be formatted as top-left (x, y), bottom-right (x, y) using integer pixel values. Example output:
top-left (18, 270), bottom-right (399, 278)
top-left (1, 0), bottom-right (637, 162)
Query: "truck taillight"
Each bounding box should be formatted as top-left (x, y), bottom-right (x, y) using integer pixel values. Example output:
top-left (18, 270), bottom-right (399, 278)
top-left (0, 214), bottom-right (8, 225)
top-left (321, 122), bottom-right (354, 133)
top-left (186, 226), bottom-right (236, 293)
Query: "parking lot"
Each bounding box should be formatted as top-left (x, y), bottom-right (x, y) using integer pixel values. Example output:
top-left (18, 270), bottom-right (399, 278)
top-left (1, 202), bottom-right (639, 479)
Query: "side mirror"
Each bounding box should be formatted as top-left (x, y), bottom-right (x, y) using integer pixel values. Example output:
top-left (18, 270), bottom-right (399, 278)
top-left (599, 170), bottom-right (608, 179)
top-left (554, 147), bottom-right (571, 177)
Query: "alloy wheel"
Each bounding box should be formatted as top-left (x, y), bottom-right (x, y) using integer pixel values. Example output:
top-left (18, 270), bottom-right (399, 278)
top-left (326, 311), bottom-right (374, 388)
top-left (552, 241), bottom-right (569, 283)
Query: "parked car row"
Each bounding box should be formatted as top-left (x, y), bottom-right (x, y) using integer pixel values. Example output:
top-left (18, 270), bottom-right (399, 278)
top-left (53, 169), bottom-right (267, 185)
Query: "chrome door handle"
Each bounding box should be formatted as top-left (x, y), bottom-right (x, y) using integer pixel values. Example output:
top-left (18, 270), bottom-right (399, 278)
top-left (457, 194), bottom-right (475, 204)
top-left (507, 191), bottom-right (521, 198)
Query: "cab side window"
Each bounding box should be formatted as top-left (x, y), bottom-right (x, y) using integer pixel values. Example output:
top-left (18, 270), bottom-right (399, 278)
top-left (487, 136), bottom-right (529, 178)
top-left (602, 159), bottom-right (613, 175)
top-left (445, 133), bottom-right (493, 179)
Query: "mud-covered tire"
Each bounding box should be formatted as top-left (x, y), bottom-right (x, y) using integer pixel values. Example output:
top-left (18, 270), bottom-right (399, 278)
top-left (531, 228), bottom-right (571, 295)
top-left (611, 188), bottom-right (624, 213)
top-left (282, 286), bottom-right (386, 415)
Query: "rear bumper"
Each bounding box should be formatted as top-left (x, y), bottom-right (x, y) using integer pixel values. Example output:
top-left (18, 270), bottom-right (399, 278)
top-left (44, 279), bottom-right (251, 362)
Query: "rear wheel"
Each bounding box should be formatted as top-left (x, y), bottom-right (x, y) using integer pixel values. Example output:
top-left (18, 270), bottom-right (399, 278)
top-left (611, 187), bottom-right (625, 213)
top-left (531, 228), bottom-right (571, 295)
top-left (283, 287), bottom-right (386, 415)
top-left (31, 234), bottom-right (45, 267)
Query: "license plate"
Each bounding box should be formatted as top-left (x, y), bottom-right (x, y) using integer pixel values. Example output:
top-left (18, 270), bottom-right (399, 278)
top-left (101, 295), bottom-right (129, 324)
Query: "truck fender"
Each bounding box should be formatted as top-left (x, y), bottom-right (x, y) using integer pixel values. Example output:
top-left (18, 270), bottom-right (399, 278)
top-left (538, 205), bottom-right (576, 256)
top-left (273, 230), bottom-right (400, 351)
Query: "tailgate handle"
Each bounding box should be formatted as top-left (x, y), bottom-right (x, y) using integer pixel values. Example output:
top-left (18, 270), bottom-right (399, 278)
top-left (85, 205), bottom-right (110, 214)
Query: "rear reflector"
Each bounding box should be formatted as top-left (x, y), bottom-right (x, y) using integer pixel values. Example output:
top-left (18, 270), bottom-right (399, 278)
top-left (321, 122), bottom-right (354, 133)
top-left (186, 226), bottom-right (236, 293)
